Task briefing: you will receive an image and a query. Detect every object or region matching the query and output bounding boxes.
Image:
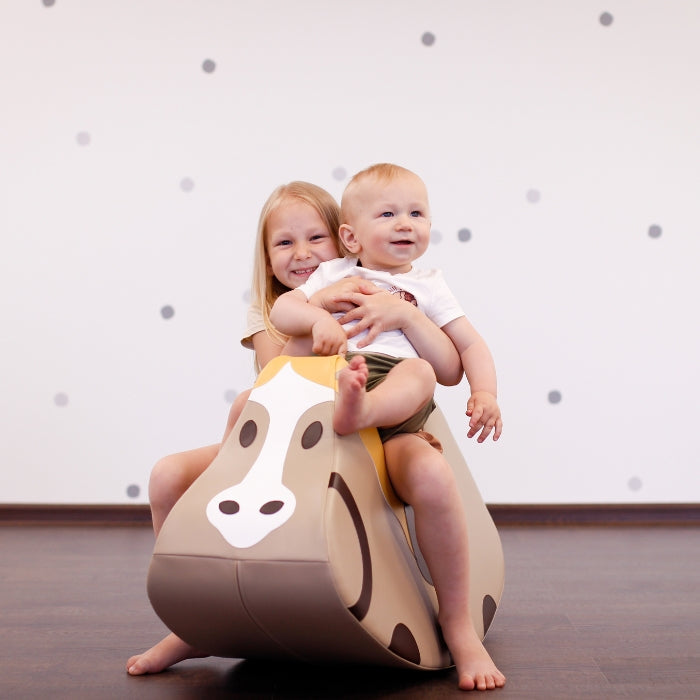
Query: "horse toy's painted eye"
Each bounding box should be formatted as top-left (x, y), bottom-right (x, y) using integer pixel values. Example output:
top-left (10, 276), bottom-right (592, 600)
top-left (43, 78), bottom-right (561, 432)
top-left (239, 420), bottom-right (257, 447)
top-left (301, 421), bottom-right (323, 449)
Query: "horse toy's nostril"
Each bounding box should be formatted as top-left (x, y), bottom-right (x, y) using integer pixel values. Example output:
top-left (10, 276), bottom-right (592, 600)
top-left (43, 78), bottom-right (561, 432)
top-left (259, 500), bottom-right (284, 515)
top-left (219, 500), bottom-right (240, 515)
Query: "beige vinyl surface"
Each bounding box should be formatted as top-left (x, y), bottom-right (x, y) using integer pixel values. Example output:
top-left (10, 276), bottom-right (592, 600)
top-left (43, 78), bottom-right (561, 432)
top-left (148, 356), bottom-right (505, 669)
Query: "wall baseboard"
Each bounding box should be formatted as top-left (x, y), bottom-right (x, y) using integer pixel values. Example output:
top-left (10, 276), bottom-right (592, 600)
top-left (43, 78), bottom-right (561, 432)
top-left (487, 503), bottom-right (700, 527)
top-left (0, 504), bottom-right (153, 526)
top-left (0, 503), bottom-right (698, 527)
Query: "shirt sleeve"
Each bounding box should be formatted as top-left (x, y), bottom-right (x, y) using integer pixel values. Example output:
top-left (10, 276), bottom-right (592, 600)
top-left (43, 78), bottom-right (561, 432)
top-left (423, 269), bottom-right (465, 329)
top-left (240, 302), bottom-right (265, 349)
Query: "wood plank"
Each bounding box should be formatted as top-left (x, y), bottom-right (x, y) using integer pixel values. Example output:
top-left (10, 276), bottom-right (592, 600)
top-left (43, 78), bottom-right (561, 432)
top-left (1, 525), bottom-right (698, 698)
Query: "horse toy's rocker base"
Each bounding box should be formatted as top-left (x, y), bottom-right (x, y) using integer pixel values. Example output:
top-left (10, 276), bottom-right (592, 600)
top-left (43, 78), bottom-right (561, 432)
top-left (147, 355), bottom-right (504, 670)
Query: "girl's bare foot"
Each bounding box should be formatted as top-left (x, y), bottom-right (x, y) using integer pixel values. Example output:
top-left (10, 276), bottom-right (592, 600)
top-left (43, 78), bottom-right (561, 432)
top-left (444, 624), bottom-right (506, 691)
top-left (126, 632), bottom-right (208, 675)
top-left (333, 355), bottom-right (370, 435)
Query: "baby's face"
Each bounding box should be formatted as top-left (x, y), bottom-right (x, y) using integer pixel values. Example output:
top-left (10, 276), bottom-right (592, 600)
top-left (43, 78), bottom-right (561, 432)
top-left (343, 173), bottom-right (431, 274)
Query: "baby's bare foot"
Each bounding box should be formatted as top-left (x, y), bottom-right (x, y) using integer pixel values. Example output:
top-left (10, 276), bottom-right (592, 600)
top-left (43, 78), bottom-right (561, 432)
top-left (333, 355), bottom-right (370, 435)
top-left (126, 633), bottom-right (207, 675)
top-left (445, 625), bottom-right (505, 691)
top-left (457, 651), bottom-right (506, 691)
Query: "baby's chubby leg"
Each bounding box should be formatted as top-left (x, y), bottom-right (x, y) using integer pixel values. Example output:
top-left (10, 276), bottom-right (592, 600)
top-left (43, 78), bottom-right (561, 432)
top-left (333, 356), bottom-right (435, 435)
top-left (384, 434), bottom-right (506, 691)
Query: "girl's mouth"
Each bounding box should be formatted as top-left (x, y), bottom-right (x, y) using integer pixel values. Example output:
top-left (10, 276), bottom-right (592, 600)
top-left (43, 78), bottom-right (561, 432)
top-left (291, 266), bottom-right (317, 277)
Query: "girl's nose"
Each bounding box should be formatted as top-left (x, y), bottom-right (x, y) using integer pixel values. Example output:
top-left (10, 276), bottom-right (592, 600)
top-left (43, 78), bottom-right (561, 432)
top-left (294, 243), bottom-right (311, 259)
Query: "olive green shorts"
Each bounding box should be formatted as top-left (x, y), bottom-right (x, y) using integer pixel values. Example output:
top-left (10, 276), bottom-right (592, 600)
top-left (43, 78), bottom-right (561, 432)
top-left (345, 351), bottom-right (436, 443)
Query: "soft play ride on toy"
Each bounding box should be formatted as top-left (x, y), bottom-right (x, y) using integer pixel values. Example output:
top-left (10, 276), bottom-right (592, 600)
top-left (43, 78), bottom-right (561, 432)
top-left (147, 354), bottom-right (504, 670)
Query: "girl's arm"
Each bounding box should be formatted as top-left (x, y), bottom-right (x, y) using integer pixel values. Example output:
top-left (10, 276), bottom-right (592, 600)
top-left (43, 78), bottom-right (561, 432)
top-left (222, 330), bottom-right (282, 443)
top-left (442, 316), bottom-right (502, 442)
top-left (271, 289), bottom-right (348, 355)
top-left (251, 329), bottom-right (285, 370)
top-left (333, 285), bottom-right (463, 386)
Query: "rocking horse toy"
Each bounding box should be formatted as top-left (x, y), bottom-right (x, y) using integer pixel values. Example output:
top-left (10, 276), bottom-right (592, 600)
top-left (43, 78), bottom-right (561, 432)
top-left (147, 354), bottom-right (504, 669)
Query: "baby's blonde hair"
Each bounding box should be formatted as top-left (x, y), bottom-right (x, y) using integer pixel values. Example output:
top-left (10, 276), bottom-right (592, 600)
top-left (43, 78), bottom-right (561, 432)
top-left (250, 181), bottom-right (344, 349)
top-left (340, 163), bottom-right (420, 223)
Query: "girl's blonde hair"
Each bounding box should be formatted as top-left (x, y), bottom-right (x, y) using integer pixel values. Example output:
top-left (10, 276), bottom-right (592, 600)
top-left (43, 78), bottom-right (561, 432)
top-left (250, 181), bottom-right (345, 349)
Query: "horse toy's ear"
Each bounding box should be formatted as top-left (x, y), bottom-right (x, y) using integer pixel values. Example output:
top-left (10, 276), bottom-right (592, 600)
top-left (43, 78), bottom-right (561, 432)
top-left (147, 355), bottom-right (504, 669)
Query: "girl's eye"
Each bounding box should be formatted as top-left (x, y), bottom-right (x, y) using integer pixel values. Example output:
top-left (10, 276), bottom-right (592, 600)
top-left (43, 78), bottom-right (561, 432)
top-left (310, 233), bottom-right (329, 242)
top-left (274, 239), bottom-right (292, 247)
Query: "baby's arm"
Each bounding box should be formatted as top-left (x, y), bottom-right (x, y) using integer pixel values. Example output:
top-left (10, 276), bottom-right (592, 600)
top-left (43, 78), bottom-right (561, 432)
top-left (332, 286), bottom-right (463, 386)
top-left (271, 289), bottom-right (348, 356)
top-left (399, 304), bottom-right (463, 386)
top-left (442, 316), bottom-right (502, 442)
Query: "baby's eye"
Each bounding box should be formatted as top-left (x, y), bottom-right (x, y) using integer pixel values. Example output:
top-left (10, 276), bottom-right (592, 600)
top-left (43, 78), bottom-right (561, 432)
top-left (410, 210), bottom-right (423, 218)
top-left (381, 211), bottom-right (394, 218)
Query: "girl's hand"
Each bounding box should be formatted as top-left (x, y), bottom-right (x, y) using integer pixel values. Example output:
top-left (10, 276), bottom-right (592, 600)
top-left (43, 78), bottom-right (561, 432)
top-left (309, 277), bottom-right (382, 314)
top-left (466, 391), bottom-right (503, 443)
top-left (311, 316), bottom-right (347, 356)
top-left (336, 287), bottom-right (416, 348)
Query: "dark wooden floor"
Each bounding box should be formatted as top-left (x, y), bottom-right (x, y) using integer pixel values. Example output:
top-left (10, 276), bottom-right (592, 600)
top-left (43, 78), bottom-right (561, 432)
top-left (1, 524), bottom-right (698, 699)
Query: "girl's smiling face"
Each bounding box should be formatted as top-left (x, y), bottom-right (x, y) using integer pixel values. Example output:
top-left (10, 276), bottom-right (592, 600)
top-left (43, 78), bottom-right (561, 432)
top-left (266, 199), bottom-right (339, 289)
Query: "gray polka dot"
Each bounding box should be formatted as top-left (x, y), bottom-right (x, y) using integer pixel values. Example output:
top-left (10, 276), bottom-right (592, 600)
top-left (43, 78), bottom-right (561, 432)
top-left (457, 228), bottom-right (472, 243)
top-left (431, 229), bottom-right (442, 245)
top-left (160, 305), bottom-right (175, 320)
top-left (600, 12), bottom-right (614, 26)
top-left (180, 177), bottom-right (194, 192)
top-left (627, 476), bottom-right (642, 492)
top-left (332, 166), bottom-right (347, 181)
top-left (76, 132), bottom-right (91, 146)
top-left (126, 484), bottom-right (140, 498)
top-left (526, 188), bottom-right (541, 203)
top-left (548, 390), bottom-right (562, 404)
top-left (54, 392), bottom-right (69, 407)
top-left (421, 32), bottom-right (436, 46)
top-left (648, 224), bottom-right (662, 239)
top-left (43, 0), bottom-right (55, 7)
top-left (224, 389), bottom-right (239, 404)
top-left (202, 59), bottom-right (216, 73)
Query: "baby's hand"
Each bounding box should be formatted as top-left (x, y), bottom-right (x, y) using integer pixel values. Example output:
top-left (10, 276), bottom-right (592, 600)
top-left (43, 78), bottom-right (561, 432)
top-left (466, 391), bottom-right (502, 443)
top-left (311, 316), bottom-right (347, 356)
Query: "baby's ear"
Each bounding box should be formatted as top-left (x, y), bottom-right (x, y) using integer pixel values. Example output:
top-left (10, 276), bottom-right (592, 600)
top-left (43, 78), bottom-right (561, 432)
top-left (339, 224), bottom-right (361, 254)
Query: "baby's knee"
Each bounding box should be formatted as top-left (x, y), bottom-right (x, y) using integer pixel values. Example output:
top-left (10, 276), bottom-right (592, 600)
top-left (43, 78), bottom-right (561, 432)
top-left (405, 357), bottom-right (436, 387)
top-left (416, 454), bottom-right (458, 508)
